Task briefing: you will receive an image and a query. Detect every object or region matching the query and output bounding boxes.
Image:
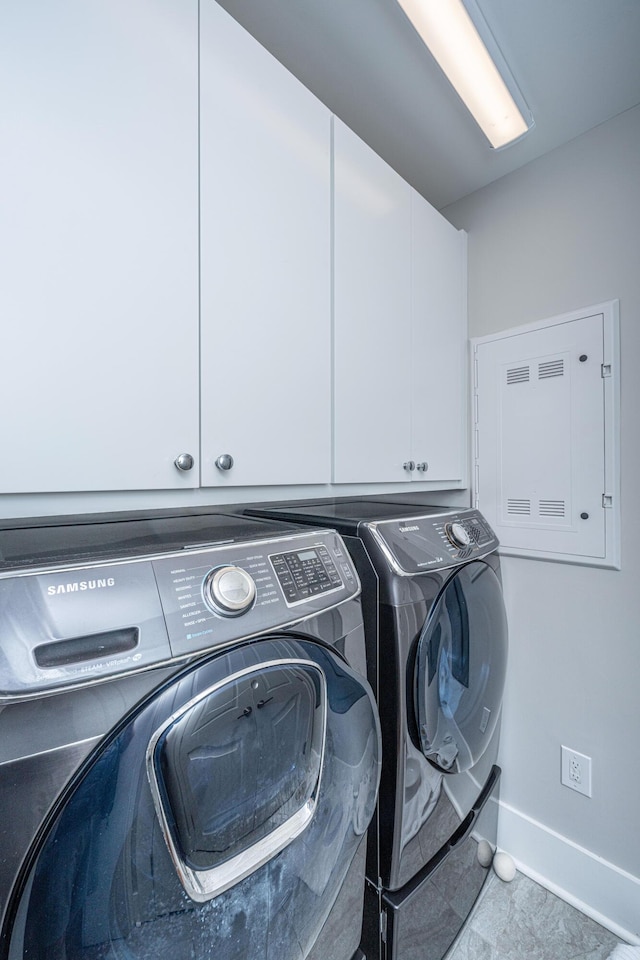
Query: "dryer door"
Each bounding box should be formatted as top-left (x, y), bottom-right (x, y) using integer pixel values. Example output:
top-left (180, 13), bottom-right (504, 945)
top-left (414, 561), bottom-right (508, 774)
top-left (3, 637), bottom-right (380, 960)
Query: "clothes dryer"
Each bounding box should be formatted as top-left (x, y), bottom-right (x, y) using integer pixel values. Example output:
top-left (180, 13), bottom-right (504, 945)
top-left (246, 499), bottom-right (508, 960)
top-left (0, 510), bottom-right (381, 960)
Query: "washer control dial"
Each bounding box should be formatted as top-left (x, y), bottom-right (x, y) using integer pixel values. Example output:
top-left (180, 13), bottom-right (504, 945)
top-left (203, 565), bottom-right (256, 616)
top-left (445, 521), bottom-right (472, 549)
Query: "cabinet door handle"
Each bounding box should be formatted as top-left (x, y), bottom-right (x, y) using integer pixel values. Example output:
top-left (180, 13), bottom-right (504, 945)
top-left (174, 453), bottom-right (195, 472)
top-left (416, 461), bottom-right (429, 472)
top-left (215, 454), bottom-right (234, 471)
top-left (403, 461), bottom-right (415, 472)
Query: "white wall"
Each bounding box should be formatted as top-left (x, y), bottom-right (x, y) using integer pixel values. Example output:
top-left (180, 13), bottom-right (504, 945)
top-left (444, 105), bottom-right (640, 937)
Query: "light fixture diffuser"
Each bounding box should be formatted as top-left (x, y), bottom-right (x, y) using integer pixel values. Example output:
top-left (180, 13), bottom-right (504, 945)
top-left (397, 0), bottom-right (534, 149)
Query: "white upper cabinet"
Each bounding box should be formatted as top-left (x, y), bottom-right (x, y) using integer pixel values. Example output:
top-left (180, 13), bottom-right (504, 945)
top-left (410, 190), bottom-right (467, 483)
top-left (333, 119), bottom-right (467, 484)
top-left (199, 1), bottom-right (332, 488)
top-left (0, 1), bottom-right (465, 499)
top-left (333, 118), bottom-right (412, 483)
top-left (0, 0), bottom-right (200, 493)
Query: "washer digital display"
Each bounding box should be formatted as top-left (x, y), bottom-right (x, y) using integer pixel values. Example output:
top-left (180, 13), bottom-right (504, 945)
top-left (270, 546), bottom-right (343, 605)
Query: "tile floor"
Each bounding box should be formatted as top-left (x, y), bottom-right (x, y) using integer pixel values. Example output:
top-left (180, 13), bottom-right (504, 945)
top-left (445, 870), bottom-right (622, 960)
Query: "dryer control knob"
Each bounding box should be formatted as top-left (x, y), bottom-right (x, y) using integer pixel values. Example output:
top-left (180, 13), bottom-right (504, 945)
top-left (445, 521), bottom-right (472, 548)
top-left (204, 566), bottom-right (256, 616)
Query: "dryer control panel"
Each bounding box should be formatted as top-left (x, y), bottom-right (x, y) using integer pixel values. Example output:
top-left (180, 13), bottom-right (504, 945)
top-left (365, 508), bottom-right (499, 575)
top-left (0, 528), bottom-right (359, 699)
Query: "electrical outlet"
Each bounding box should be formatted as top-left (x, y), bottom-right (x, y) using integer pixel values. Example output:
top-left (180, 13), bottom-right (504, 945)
top-left (561, 746), bottom-right (592, 797)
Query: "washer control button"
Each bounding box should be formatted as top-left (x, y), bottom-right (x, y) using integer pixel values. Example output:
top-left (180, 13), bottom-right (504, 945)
top-left (445, 521), bottom-right (472, 548)
top-left (204, 566), bottom-right (256, 616)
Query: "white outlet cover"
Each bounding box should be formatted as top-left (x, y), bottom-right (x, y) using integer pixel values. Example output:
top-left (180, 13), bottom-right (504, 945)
top-left (561, 745), bottom-right (592, 797)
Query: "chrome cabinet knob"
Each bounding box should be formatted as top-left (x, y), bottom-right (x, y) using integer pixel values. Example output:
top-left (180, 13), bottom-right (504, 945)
top-left (174, 453), bottom-right (194, 472)
top-left (416, 461), bottom-right (429, 472)
top-left (215, 453), bottom-right (234, 471)
top-left (403, 461), bottom-right (415, 472)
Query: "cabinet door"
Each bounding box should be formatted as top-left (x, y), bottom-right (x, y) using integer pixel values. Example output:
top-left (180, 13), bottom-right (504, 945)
top-left (199, 2), bottom-right (331, 488)
top-left (411, 190), bottom-right (467, 482)
top-left (333, 119), bottom-right (412, 483)
top-left (0, 0), bottom-right (200, 493)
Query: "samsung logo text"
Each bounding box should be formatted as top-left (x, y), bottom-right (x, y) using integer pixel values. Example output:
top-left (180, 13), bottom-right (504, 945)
top-left (47, 577), bottom-right (116, 596)
top-left (399, 525), bottom-right (420, 533)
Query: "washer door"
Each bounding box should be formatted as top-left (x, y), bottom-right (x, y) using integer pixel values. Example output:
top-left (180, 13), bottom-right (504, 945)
top-left (4, 637), bottom-right (381, 960)
top-left (414, 561), bottom-right (508, 774)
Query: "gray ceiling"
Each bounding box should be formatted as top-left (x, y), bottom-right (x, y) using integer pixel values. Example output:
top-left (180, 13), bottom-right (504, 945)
top-left (214, 0), bottom-right (640, 209)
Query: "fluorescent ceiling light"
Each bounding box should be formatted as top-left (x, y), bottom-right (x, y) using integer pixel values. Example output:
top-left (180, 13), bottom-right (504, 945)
top-left (397, 0), bottom-right (534, 149)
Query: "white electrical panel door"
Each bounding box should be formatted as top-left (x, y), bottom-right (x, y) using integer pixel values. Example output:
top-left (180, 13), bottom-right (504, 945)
top-left (473, 303), bottom-right (619, 568)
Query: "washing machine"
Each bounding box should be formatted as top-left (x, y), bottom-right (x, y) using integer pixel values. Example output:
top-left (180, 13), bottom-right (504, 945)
top-left (0, 510), bottom-right (381, 960)
top-left (246, 498), bottom-right (508, 960)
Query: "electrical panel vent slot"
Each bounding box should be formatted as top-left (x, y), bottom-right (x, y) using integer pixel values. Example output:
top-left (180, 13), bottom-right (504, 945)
top-left (507, 499), bottom-right (531, 515)
top-left (506, 366), bottom-right (530, 384)
top-left (538, 359), bottom-right (564, 379)
top-left (539, 500), bottom-right (566, 518)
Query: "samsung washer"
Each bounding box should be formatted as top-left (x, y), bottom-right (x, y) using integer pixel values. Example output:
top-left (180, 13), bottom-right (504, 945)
top-left (246, 498), bottom-right (508, 960)
top-left (0, 510), bottom-right (381, 960)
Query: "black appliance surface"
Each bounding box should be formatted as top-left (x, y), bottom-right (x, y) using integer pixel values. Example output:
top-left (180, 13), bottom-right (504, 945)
top-left (246, 497), bottom-right (508, 960)
top-left (0, 510), bottom-right (381, 960)
top-left (0, 510), bottom-right (298, 571)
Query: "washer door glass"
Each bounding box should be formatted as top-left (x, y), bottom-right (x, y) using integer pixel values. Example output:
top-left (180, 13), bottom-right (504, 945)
top-left (414, 561), bottom-right (508, 774)
top-left (148, 660), bottom-right (327, 901)
top-left (5, 637), bottom-right (381, 960)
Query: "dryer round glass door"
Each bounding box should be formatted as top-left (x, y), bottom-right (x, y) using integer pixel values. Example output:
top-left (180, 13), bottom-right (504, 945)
top-left (414, 561), bottom-right (508, 774)
top-left (3, 636), bottom-right (381, 960)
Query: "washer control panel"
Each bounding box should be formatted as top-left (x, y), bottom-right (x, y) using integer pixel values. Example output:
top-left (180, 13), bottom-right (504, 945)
top-left (0, 529), bottom-right (359, 698)
top-left (270, 544), bottom-right (344, 606)
top-left (366, 508), bottom-right (499, 575)
top-left (154, 529), bottom-right (356, 656)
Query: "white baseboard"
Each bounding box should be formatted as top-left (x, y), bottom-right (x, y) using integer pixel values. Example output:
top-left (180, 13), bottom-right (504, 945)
top-left (498, 801), bottom-right (640, 943)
